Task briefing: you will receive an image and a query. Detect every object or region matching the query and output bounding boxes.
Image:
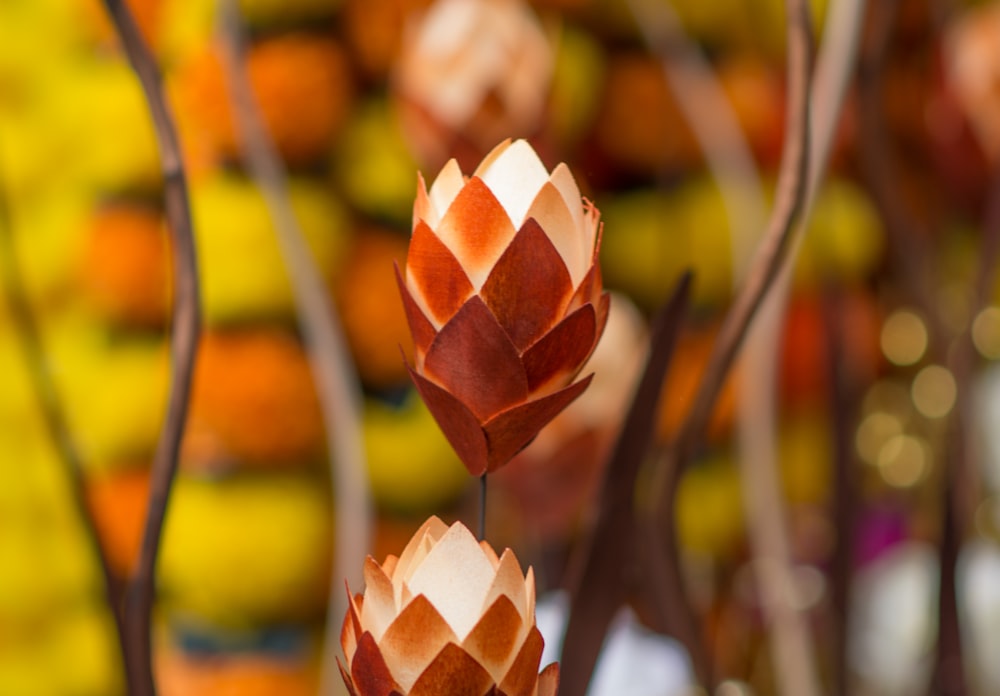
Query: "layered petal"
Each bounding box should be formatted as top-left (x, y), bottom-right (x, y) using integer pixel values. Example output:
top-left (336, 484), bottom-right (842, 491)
top-left (405, 221), bottom-right (474, 329)
top-left (480, 218), bottom-right (573, 352)
top-left (423, 296), bottom-right (528, 421)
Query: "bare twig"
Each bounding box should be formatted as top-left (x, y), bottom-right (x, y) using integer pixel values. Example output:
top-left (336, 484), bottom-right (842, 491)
top-left (559, 273), bottom-right (692, 696)
top-left (101, 2), bottom-right (202, 694)
top-left (216, 5), bottom-right (372, 695)
top-left (0, 150), bottom-right (128, 679)
top-left (637, 0), bottom-right (815, 686)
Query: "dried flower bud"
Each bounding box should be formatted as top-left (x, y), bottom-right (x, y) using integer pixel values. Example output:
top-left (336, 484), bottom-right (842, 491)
top-left (339, 516), bottom-right (558, 695)
top-left (395, 0), bottom-right (553, 170)
top-left (397, 138), bottom-right (608, 476)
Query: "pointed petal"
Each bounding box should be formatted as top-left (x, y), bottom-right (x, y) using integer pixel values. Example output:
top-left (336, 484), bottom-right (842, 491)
top-left (427, 158), bottom-right (466, 223)
top-left (475, 139), bottom-right (550, 227)
top-left (423, 296), bottom-right (529, 421)
top-left (525, 567), bottom-right (536, 618)
top-left (434, 177), bottom-right (517, 289)
top-left (351, 632), bottom-right (402, 696)
top-left (479, 219), bottom-right (573, 352)
top-left (408, 643), bottom-right (495, 696)
top-left (406, 221), bottom-right (474, 329)
top-left (342, 608), bottom-right (359, 663)
top-left (408, 366), bottom-right (490, 476)
top-left (413, 172), bottom-right (433, 228)
top-left (549, 163), bottom-right (585, 248)
top-left (395, 263), bottom-right (437, 366)
top-left (462, 595), bottom-right (523, 681)
top-left (471, 138), bottom-right (513, 179)
top-left (361, 557), bottom-right (398, 642)
top-left (395, 516), bottom-right (449, 584)
top-left (338, 659), bottom-right (359, 696)
top-left (535, 663), bottom-right (560, 696)
top-left (484, 549), bottom-right (528, 624)
top-left (406, 522), bottom-right (497, 640)
top-left (499, 626), bottom-right (545, 696)
top-left (481, 375), bottom-right (594, 472)
top-left (480, 541), bottom-right (501, 568)
top-left (523, 180), bottom-right (587, 287)
top-left (521, 304), bottom-right (597, 396)
top-left (379, 595), bottom-right (458, 692)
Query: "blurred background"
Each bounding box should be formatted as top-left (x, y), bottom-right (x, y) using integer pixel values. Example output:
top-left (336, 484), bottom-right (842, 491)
top-left (1, 0), bottom-right (1000, 693)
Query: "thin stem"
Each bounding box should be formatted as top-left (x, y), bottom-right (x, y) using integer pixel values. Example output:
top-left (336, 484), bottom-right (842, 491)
top-left (215, 5), bottom-right (372, 694)
top-left (0, 150), bottom-right (129, 683)
top-left (101, 2), bottom-right (202, 695)
top-left (639, 0), bottom-right (815, 686)
top-left (479, 474), bottom-right (487, 542)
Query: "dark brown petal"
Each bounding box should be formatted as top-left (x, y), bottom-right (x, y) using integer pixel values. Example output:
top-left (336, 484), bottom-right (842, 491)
top-left (407, 220), bottom-right (474, 327)
top-left (395, 263), bottom-right (437, 366)
top-left (435, 176), bottom-right (517, 289)
top-left (379, 594), bottom-right (459, 692)
top-left (521, 304), bottom-right (596, 396)
top-left (407, 366), bottom-right (490, 476)
top-left (481, 375), bottom-right (594, 473)
top-left (480, 218), bottom-right (573, 353)
top-left (567, 261), bottom-right (603, 314)
top-left (423, 296), bottom-right (529, 421)
top-left (536, 663), bottom-right (560, 696)
top-left (498, 626), bottom-right (544, 696)
top-left (408, 643), bottom-right (496, 696)
top-left (351, 631), bottom-right (402, 696)
top-left (462, 595), bottom-right (524, 681)
top-left (338, 658), bottom-right (359, 696)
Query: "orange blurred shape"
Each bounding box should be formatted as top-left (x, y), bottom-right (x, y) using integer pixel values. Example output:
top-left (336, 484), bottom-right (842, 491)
top-left (176, 35), bottom-right (352, 166)
top-left (184, 330), bottom-right (324, 470)
top-left (334, 228), bottom-right (413, 389)
top-left (85, 467), bottom-right (150, 577)
top-left (81, 203), bottom-right (169, 328)
top-left (158, 647), bottom-right (318, 696)
top-left (779, 288), bottom-right (883, 406)
top-left (595, 54), bottom-right (701, 174)
top-left (658, 325), bottom-right (738, 444)
top-left (343, 0), bottom-right (434, 79)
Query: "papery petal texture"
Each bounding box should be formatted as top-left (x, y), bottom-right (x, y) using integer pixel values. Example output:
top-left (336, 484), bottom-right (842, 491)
top-left (340, 518), bottom-right (557, 696)
top-left (400, 139), bottom-right (608, 475)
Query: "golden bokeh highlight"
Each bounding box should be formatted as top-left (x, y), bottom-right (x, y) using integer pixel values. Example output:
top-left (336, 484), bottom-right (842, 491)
top-left (856, 411), bottom-right (904, 466)
top-left (972, 306), bottom-right (1000, 359)
top-left (877, 434), bottom-right (931, 488)
top-left (911, 364), bottom-right (957, 419)
top-left (880, 309), bottom-right (928, 366)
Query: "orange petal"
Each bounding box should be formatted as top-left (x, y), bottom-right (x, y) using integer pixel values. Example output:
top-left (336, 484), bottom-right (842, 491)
top-left (474, 139), bottom-right (550, 228)
top-left (434, 177), bottom-right (516, 289)
top-left (351, 631), bottom-right (402, 696)
top-left (499, 626), bottom-right (545, 696)
top-left (423, 296), bottom-right (529, 421)
top-left (408, 643), bottom-right (495, 696)
top-left (406, 221), bottom-right (474, 328)
top-left (379, 595), bottom-right (458, 692)
top-left (523, 180), bottom-right (586, 286)
top-left (483, 549), bottom-right (529, 624)
top-left (568, 261), bottom-right (604, 314)
top-left (337, 658), bottom-right (359, 696)
top-left (395, 263), bottom-right (436, 366)
top-left (479, 218), bottom-right (573, 352)
top-left (536, 662), bottom-right (560, 696)
top-left (462, 595), bottom-right (523, 681)
top-left (481, 375), bottom-right (594, 472)
top-left (407, 366), bottom-right (490, 476)
top-left (344, 588), bottom-right (364, 660)
top-left (361, 556), bottom-right (398, 642)
top-left (426, 159), bottom-right (466, 224)
top-left (521, 304), bottom-right (597, 396)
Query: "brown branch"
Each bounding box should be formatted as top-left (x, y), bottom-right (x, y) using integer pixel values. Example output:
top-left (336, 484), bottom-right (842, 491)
top-left (215, 5), bottom-right (373, 694)
top-left (0, 150), bottom-right (128, 679)
top-left (559, 272), bottom-right (692, 696)
top-left (100, 2), bottom-right (202, 695)
top-left (637, 0), bottom-right (815, 686)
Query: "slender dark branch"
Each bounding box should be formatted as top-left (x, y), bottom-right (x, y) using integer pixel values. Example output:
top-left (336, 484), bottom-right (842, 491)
top-left (637, 0), bottom-right (814, 686)
top-left (0, 153), bottom-right (128, 679)
top-left (215, 5), bottom-right (372, 694)
top-left (558, 273), bottom-right (692, 696)
top-left (101, 3), bottom-right (202, 695)
top-left (479, 475), bottom-right (488, 542)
